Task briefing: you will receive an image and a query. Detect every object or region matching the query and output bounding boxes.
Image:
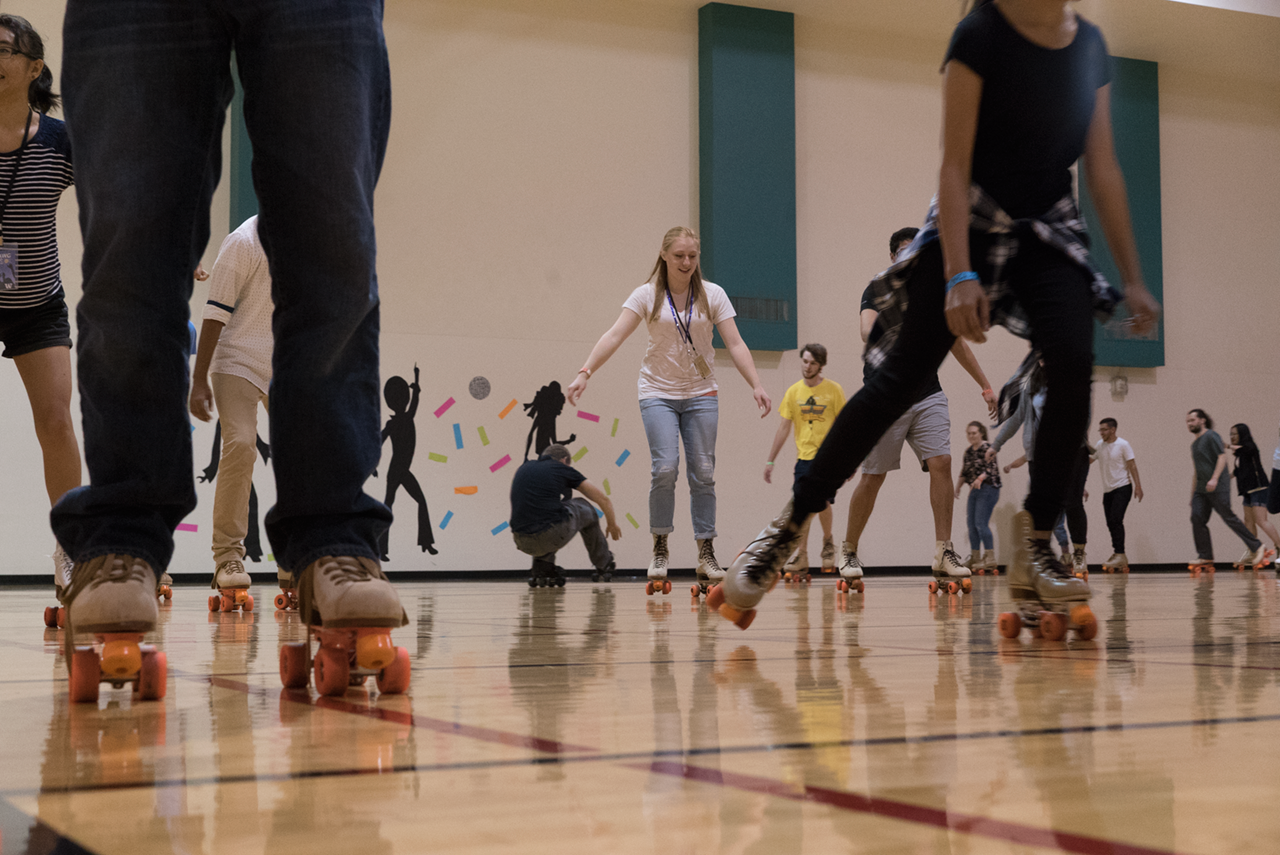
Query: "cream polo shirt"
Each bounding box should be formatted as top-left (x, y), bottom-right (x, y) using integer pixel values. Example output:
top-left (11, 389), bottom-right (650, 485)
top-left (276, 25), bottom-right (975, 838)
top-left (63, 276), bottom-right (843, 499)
top-left (203, 216), bottom-right (274, 394)
top-left (622, 280), bottom-right (736, 400)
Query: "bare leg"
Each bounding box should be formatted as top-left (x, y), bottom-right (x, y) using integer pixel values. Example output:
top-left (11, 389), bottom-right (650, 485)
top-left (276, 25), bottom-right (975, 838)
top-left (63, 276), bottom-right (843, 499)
top-left (1243, 505), bottom-right (1258, 537)
top-left (817, 503), bottom-right (833, 540)
top-left (15, 346), bottom-right (82, 505)
top-left (925, 454), bottom-right (953, 542)
top-left (1253, 507), bottom-right (1280, 548)
top-left (844, 472), bottom-right (886, 550)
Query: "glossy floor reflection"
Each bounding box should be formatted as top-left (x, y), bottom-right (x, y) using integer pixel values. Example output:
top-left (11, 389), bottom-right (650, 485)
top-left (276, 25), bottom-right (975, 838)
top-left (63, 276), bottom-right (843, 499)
top-left (3, 572), bottom-right (1280, 854)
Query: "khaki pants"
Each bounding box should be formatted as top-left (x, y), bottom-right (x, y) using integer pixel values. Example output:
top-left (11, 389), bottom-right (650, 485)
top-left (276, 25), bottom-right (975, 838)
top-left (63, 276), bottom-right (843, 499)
top-left (211, 373), bottom-right (269, 564)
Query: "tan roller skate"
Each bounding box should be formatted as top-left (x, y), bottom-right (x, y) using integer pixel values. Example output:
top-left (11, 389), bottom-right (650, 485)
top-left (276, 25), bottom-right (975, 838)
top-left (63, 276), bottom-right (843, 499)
top-left (997, 512), bottom-right (1097, 642)
top-left (63, 554), bottom-right (167, 703)
top-left (156, 570), bottom-right (174, 602)
top-left (981, 549), bottom-right (998, 574)
top-left (208, 558), bottom-right (253, 613)
top-left (278, 555), bottom-right (411, 697)
top-left (691, 538), bottom-right (722, 598)
top-left (929, 540), bottom-right (972, 595)
top-left (1188, 556), bottom-right (1215, 577)
top-left (836, 541), bottom-right (864, 594)
top-left (274, 567), bottom-right (299, 611)
top-left (820, 536), bottom-right (836, 573)
top-left (1071, 544), bottom-right (1088, 580)
top-left (646, 534), bottom-right (671, 595)
top-left (965, 549), bottom-right (982, 573)
top-left (782, 518), bottom-right (812, 584)
top-left (707, 500), bottom-right (805, 630)
top-left (43, 543), bottom-right (74, 629)
top-left (1102, 553), bottom-right (1128, 573)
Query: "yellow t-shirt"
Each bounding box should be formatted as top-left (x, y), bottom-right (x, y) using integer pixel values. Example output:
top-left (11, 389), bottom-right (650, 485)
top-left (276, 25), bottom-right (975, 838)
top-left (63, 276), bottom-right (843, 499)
top-left (779, 378), bottom-right (845, 461)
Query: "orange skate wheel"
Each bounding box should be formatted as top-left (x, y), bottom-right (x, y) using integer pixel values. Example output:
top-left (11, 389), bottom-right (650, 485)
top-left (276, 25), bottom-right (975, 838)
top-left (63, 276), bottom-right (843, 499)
top-left (645, 581), bottom-right (655, 595)
top-left (313, 645), bottom-right (350, 697)
top-left (57, 607), bottom-right (65, 628)
top-left (244, 594), bottom-right (255, 612)
top-left (690, 584), bottom-right (701, 597)
top-left (1039, 611), bottom-right (1067, 641)
top-left (100, 636), bottom-right (142, 679)
top-left (928, 579), bottom-right (939, 594)
top-left (221, 593), bottom-right (235, 612)
top-left (69, 647), bottom-right (101, 703)
top-left (208, 595), bottom-right (220, 612)
top-left (356, 631), bottom-right (396, 671)
top-left (137, 648), bottom-right (167, 700)
top-left (997, 611), bottom-right (1022, 639)
top-left (854, 580), bottom-right (864, 593)
top-left (717, 603), bottom-right (755, 630)
top-left (376, 647), bottom-right (411, 695)
top-left (836, 580), bottom-right (847, 593)
top-left (961, 578), bottom-right (972, 594)
top-left (947, 581), bottom-right (959, 595)
top-left (274, 593), bottom-right (289, 610)
top-left (161, 585), bottom-right (172, 600)
top-left (706, 585), bottom-right (724, 610)
top-left (662, 580), bottom-right (672, 595)
top-left (1070, 605), bottom-right (1098, 641)
top-left (280, 642), bottom-right (309, 689)
top-left (44, 606), bottom-right (58, 628)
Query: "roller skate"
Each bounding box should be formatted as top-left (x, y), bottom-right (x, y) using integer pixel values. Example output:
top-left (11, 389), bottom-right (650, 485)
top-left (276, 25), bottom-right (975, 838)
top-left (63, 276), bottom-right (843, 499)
top-left (982, 549), bottom-right (998, 575)
top-left (43, 543), bottom-right (74, 629)
top-left (1102, 553), bottom-right (1129, 573)
top-left (706, 500), bottom-right (805, 629)
top-left (781, 517), bottom-right (812, 584)
top-left (1188, 557), bottom-right (1215, 577)
top-left (997, 512), bottom-right (1097, 642)
top-left (274, 568), bottom-right (299, 611)
top-left (1071, 545), bottom-right (1088, 580)
top-left (156, 570), bottom-right (173, 602)
top-left (278, 555), bottom-right (411, 697)
top-left (645, 534), bottom-right (671, 595)
top-left (527, 556), bottom-right (564, 587)
top-left (836, 541), bottom-right (864, 594)
top-left (928, 540), bottom-right (972, 595)
top-left (1249, 544), bottom-right (1275, 570)
top-left (965, 549), bottom-right (982, 574)
top-left (63, 554), bottom-right (167, 703)
top-left (691, 538), bottom-right (722, 597)
top-left (208, 559), bottom-right (253, 613)
top-left (591, 558), bottom-right (615, 584)
top-left (820, 537), bottom-right (836, 573)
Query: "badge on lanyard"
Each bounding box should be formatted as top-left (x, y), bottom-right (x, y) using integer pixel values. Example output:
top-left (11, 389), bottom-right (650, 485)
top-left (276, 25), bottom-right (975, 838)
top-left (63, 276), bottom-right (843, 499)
top-left (0, 245), bottom-right (16, 291)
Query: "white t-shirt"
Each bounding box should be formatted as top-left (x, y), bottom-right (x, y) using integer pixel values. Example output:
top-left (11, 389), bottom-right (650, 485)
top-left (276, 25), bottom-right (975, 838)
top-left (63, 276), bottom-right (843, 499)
top-left (203, 216), bottom-right (274, 394)
top-left (622, 280), bottom-right (736, 399)
top-left (1096, 437), bottom-right (1135, 492)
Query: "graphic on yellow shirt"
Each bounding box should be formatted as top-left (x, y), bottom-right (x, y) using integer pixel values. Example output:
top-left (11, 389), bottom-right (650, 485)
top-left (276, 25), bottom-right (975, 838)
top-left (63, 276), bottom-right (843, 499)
top-left (781, 378), bottom-right (845, 461)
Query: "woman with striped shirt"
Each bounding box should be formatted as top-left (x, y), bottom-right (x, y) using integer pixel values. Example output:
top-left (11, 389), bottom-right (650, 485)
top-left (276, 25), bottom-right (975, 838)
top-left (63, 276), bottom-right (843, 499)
top-left (0, 15), bottom-right (79, 588)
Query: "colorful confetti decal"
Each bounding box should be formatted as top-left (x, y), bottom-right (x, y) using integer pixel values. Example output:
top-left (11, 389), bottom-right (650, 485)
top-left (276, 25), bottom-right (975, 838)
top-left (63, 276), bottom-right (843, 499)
top-left (434, 397), bottom-right (456, 418)
top-left (490, 454), bottom-right (512, 472)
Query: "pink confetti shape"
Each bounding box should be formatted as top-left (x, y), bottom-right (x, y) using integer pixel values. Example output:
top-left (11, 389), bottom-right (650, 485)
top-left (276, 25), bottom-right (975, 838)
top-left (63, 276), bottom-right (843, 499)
top-left (490, 454), bottom-right (512, 473)
top-left (434, 397), bottom-right (456, 418)
top-left (176, 523), bottom-right (199, 533)
top-left (576, 411), bottom-right (601, 423)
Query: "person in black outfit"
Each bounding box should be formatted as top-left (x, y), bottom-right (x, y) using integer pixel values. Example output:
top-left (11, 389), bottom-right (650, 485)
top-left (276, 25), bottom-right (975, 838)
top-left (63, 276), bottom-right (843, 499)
top-left (1228, 423), bottom-right (1279, 566)
top-left (715, 0), bottom-right (1161, 630)
top-left (510, 444), bottom-right (621, 584)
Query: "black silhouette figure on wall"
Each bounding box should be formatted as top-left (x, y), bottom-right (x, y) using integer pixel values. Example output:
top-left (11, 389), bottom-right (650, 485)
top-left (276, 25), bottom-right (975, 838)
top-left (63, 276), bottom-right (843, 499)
top-left (199, 423), bottom-right (270, 562)
top-left (523, 381), bottom-right (576, 461)
top-left (377, 364), bottom-right (436, 560)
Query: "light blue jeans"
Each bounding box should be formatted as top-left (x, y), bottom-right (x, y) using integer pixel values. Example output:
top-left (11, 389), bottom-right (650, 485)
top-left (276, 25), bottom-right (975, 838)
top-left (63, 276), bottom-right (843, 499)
top-left (638, 396), bottom-right (718, 539)
top-left (966, 484), bottom-right (999, 551)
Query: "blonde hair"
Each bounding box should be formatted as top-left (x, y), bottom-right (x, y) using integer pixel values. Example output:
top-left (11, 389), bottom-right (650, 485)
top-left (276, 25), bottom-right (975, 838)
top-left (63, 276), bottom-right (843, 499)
top-left (648, 226), bottom-right (709, 322)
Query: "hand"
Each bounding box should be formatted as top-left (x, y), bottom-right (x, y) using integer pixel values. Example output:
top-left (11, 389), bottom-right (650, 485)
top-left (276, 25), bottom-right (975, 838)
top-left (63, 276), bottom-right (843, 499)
top-left (607, 522), bottom-right (622, 541)
top-left (189, 380), bottom-right (214, 422)
top-left (193, 263), bottom-right (209, 281)
top-left (1135, 485), bottom-right (1144, 502)
top-left (1083, 488), bottom-right (1090, 502)
top-left (1122, 285), bottom-right (1162, 337)
top-left (984, 447), bottom-right (997, 463)
top-left (954, 487), bottom-right (962, 500)
top-left (753, 386), bottom-right (772, 418)
top-left (1207, 477), bottom-right (1218, 492)
top-left (764, 464), bottom-right (774, 484)
top-left (566, 374), bottom-right (587, 405)
top-left (1002, 464), bottom-right (1012, 474)
top-left (981, 387), bottom-right (998, 419)
top-left (944, 279), bottom-right (990, 343)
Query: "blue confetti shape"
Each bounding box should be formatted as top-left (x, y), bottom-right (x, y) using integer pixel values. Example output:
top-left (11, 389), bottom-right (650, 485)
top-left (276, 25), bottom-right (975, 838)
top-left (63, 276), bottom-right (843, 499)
top-left (616, 449), bottom-right (630, 466)
top-left (440, 510), bottom-right (454, 530)
top-left (453, 423), bottom-right (463, 449)
top-left (596, 508), bottom-right (604, 518)
top-left (491, 520), bottom-right (510, 535)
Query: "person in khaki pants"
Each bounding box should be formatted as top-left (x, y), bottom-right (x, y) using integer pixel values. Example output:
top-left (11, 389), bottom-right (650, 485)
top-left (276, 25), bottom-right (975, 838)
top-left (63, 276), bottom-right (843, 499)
top-left (189, 215), bottom-right (273, 605)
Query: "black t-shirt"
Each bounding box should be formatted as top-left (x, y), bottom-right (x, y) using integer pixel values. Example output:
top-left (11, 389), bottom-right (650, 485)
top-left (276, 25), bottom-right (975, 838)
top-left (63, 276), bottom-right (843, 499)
top-left (944, 4), bottom-right (1111, 220)
top-left (509, 458), bottom-right (586, 534)
top-left (861, 282), bottom-right (943, 403)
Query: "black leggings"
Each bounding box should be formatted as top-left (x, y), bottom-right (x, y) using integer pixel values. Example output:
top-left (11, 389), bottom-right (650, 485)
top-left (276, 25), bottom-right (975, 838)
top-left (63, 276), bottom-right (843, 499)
top-left (1031, 445), bottom-right (1090, 543)
top-left (795, 235), bottom-right (1094, 533)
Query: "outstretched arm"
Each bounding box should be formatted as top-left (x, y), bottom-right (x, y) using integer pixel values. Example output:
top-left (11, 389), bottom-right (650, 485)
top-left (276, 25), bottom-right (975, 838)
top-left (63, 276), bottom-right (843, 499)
top-left (407, 364), bottom-right (421, 418)
top-left (948, 338), bottom-right (997, 418)
top-left (566, 309), bottom-right (643, 405)
top-left (715, 317), bottom-right (771, 417)
top-left (578, 480), bottom-right (622, 540)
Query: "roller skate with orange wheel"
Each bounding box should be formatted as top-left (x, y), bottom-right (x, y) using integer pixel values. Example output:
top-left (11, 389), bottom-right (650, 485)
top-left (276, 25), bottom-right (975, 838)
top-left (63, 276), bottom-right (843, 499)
top-left (690, 538), bottom-right (723, 598)
top-left (43, 543), bottom-right (74, 629)
top-left (928, 541), bottom-right (972, 596)
top-left (156, 570), bottom-right (173, 602)
top-left (645, 534), bottom-right (672, 596)
top-left (277, 555), bottom-right (410, 697)
top-left (274, 568), bottom-right (299, 611)
top-left (1248, 545), bottom-right (1275, 570)
top-left (1070, 545), bottom-right (1088, 580)
top-left (820, 536), bottom-right (837, 573)
top-left (1188, 557), bottom-right (1215, 577)
top-left (996, 512), bottom-right (1097, 642)
top-left (208, 559), bottom-right (254, 613)
top-left (836, 541), bottom-right (864, 594)
top-left (965, 549), bottom-right (982, 574)
top-left (781, 518), bottom-right (812, 584)
top-left (62, 554), bottom-right (168, 703)
top-left (1102, 553), bottom-right (1129, 573)
top-left (706, 500), bottom-right (804, 630)
top-left (981, 549), bottom-right (999, 575)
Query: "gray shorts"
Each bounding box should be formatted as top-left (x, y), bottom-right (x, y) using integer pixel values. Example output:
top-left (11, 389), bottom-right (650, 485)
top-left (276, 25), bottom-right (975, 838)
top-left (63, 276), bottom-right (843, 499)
top-left (862, 391), bottom-right (951, 474)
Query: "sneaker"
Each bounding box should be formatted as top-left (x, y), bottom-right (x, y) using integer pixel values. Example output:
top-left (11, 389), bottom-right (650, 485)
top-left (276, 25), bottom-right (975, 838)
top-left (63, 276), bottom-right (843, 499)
top-left (64, 554), bottom-right (159, 634)
top-left (213, 558), bottom-right (252, 591)
top-left (820, 537), bottom-right (836, 572)
top-left (297, 555), bottom-right (407, 628)
top-left (932, 541), bottom-right (970, 579)
top-left (697, 538), bottom-right (724, 582)
top-left (838, 542), bottom-right (864, 580)
top-left (647, 534), bottom-right (669, 580)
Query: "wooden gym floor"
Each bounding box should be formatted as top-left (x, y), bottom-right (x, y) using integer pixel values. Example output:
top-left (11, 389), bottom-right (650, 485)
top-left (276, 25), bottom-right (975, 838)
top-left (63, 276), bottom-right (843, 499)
top-left (1, 571), bottom-right (1279, 854)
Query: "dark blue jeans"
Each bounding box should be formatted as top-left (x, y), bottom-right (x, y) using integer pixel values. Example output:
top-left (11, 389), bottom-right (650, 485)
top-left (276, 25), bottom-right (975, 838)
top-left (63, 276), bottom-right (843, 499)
top-left (52, 0), bottom-right (393, 573)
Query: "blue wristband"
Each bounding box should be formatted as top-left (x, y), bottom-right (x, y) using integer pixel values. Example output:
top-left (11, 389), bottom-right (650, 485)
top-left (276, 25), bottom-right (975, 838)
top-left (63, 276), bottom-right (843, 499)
top-left (946, 271), bottom-right (980, 292)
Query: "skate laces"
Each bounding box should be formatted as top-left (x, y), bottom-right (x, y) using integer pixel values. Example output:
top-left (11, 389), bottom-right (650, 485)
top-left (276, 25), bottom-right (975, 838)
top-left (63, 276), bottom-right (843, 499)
top-left (746, 524), bottom-right (800, 584)
top-left (318, 556), bottom-right (384, 585)
top-left (942, 547), bottom-right (965, 570)
top-left (66, 554), bottom-right (151, 602)
top-left (1031, 541), bottom-right (1072, 579)
top-left (698, 540), bottom-right (720, 573)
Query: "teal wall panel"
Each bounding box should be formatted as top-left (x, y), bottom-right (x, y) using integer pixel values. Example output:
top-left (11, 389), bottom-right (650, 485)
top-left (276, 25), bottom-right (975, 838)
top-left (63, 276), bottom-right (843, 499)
top-left (229, 58), bottom-right (258, 231)
top-left (699, 3), bottom-right (796, 352)
top-left (1079, 56), bottom-right (1164, 368)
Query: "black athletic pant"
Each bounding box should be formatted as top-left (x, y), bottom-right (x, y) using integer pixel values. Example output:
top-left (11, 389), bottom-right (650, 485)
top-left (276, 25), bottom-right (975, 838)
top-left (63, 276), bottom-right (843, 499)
top-left (1103, 484), bottom-right (1133, 553)
top-left (795, 233), bottom-right (1094, 534)
top-left (1030, 446), bottom-right (1090, 545)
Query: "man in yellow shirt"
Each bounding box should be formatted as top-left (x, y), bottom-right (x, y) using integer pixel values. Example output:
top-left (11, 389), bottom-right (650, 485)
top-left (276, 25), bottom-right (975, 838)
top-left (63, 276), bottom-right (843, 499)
top-left (764, 344), bottom-right (845, 577)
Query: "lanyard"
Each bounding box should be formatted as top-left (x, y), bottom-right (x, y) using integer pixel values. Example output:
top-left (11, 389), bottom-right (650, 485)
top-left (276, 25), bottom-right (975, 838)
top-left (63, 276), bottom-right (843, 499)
top-left (0, 107), bottom-right (33, 242)
top-left (665, 288), bottom-right (694, 346)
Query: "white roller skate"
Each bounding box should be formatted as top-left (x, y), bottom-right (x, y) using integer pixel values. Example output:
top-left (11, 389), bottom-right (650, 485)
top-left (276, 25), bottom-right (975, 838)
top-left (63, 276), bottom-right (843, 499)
top-left (820, 537), bottom-right (836, 573)
top-left (998, 512), bottom-right (1097, 641)
top-left (707, 501), bottom-right (805, 630)
top-left (646, 534), bottom-right (671, 596)
top-left (209, 558), bottom-right (253, 613)
top-left (1070, 544), bottom-right (1088, 580)
top-left (1232, 546), bottom-right (1254, 571)
top-left (43, 543), bottom-right (75, 629)
top-left (929, 540), bottom-right (971, 595)
top-left (1102, 552), bottom-right (1128, 573)
top-left (692, 538), bottom-right (722, 597)
top-left (1249, 544), bottom-right (1275, 570)
top-left (782, 517), bottom-right (812, 584)
top-left (982, 549), bottom-right (999, 575)
top-left (836, 541), bottom-right (864, 594)
top-left (965, 549), bottom-right (982, 572)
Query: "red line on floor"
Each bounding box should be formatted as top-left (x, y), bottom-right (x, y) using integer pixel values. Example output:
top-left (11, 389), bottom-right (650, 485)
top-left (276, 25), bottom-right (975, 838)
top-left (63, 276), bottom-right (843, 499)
top-left (206, 675), bottom-right (597, 755)
top-left (634, 761), bottom-right (1188, 855)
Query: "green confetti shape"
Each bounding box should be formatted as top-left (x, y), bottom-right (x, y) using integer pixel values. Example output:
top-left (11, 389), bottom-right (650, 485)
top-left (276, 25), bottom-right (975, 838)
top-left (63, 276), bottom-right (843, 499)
top-left (603, 478), bottom-right (611, 496)
top-left (572, 446), bottom-right (588, 462)
top-left (626, 513), bottom-right (639, 529)
top-left (611, 418), bottom-right (619, 437)
top-left (478, 426), bottom-right (490, 446)
top-left (428, 452), bottom-right (448, 463)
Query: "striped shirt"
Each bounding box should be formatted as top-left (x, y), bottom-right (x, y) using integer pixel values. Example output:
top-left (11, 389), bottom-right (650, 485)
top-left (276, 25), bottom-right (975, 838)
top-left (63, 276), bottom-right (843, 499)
top-left (0, 115), bottom-right (74, 309)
